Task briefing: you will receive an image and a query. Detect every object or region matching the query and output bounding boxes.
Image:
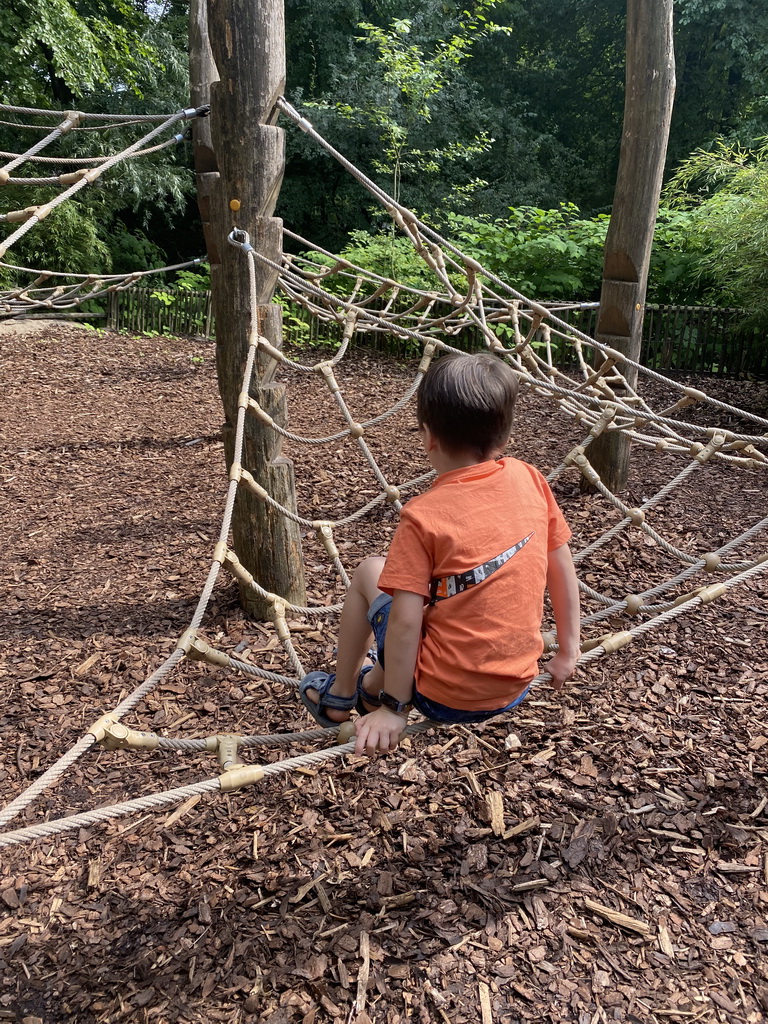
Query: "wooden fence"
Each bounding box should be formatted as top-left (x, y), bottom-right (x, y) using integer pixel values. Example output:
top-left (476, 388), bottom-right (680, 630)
top-left (103, 287), bottom-right (767, 378)
top-left (106, 287), bottom-right (212, 340)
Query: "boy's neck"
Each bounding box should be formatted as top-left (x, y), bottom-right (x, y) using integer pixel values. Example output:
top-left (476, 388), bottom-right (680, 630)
top-left (421, 424), bottom-right (503, 475)
top-left (430, 448), bottom-right (497, 476)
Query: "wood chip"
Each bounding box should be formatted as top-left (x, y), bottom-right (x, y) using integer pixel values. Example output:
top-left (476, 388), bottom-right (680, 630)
top-left (86, 859), bottom-right (101, 889)
top-left (485, 791), bottom-right (505, 836)
top-left (74, 652), bottom-right (100, 676)
top-left (503, 815), bottom-right (539, 839)
top-left (290, 871), bottom-right (330, 904)
top-left (4, 328), bottom-right (767, 1024)
top-left (352, 930), bottom-right (370, 1021)
top-left (478, 981), bottom-right (493, 1024)
top-left (657, 921), bottom-right (675, 957)
top-left (583, 898), bottom-right (651, 936)
top-left (162, 794), bottom-right (202, 828)
top-left (511, 878), bottom-right (550, 893)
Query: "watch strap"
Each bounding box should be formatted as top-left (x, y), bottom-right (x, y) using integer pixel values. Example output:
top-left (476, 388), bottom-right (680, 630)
top-left (377, 690), bottom-right (412, 714)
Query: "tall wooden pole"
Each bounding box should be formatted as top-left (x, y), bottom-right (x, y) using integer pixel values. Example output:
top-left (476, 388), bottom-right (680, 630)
top-left (191, 0), bottom-right (306, 618)
top-left (585, 0), bottom-right (675, 492)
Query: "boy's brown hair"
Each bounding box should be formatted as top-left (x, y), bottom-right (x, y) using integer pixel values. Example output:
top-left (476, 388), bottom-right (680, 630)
top-left (416, 352), bottom-right (519, 459)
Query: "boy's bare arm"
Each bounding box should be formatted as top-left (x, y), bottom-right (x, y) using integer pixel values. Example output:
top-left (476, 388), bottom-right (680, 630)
top-left (545, 542), bottom-right (580, 690)
top-left (354, 589), bottom-right (423, 756)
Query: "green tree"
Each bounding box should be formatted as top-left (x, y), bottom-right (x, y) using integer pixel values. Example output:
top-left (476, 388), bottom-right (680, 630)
top-left (664, 139), bottom-right (768, 322)
top-left (0, 0), bottom-right (194, 281)
top-left (0, 0), bottom-right (162, 105)
top-left (282, 0), bottom-right (768, 247)
top-left (671, 0), bottom-right (768, 165)
top-left (349, 6), bottom-right (507, 208)
top-left (282, 0), bottom-right (514, 247)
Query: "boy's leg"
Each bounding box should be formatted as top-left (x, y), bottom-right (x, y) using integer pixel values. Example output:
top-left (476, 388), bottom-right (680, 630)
top-left (303, 556), bottom-right (386, 721)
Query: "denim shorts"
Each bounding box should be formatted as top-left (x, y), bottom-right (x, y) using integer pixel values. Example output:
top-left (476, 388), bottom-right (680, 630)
top-left (367, 593), bottom-right (530, 725)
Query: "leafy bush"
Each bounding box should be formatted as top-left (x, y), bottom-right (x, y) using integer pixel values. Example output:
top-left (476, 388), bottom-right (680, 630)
top-left (444, 204), bottom-right (609, 299)
top-left (0, 202), bottom-right (112, 283)
top-left (297, 203), bottom-right (711, 309)
top-left (663, 139), bottom-right (768, 323)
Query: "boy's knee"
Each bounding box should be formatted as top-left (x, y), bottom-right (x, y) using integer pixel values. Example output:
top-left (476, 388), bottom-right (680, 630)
top-left (355, 555), bottom-right (385, 580)
top-left (353, 556), bottom-right (386, 595)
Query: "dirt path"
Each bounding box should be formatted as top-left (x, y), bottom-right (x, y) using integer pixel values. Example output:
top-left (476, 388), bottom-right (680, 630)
top-left (1, 323), bottom-right (766, 1023)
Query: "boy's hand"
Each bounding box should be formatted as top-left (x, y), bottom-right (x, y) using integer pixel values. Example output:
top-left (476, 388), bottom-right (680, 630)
top-left (354, 707), bottom-right (409, 756)
top-left (545, 650), bottom-right (578, 691)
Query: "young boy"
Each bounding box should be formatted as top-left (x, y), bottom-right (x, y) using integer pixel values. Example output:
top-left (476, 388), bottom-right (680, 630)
top-left (301, 351), bottom-right (580, 756)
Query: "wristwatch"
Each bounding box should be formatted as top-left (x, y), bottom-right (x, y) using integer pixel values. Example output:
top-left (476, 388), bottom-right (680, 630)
top-left (377, 690), bottom-right (413, 715)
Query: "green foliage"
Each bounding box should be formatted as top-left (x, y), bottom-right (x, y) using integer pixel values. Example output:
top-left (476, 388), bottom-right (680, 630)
top-left (0, 202), bottom-right (112, 285)
top-left (283, 0), bottom-right (768, 250)
top-left (645, 208), bottom-right (704, 305)
top-left (330, 229), bottom-right (441, 289)
top-left (107, 222), bottom-right (167, 274)
top-left (663, 139), bottom-right (768, 322)
top-left (445, 204), bottom-right (609, 299)
top-left (672, 1), bottom-right (768, 159)
top-left (150, 288), bottom-right (174, 307)
top-left (300, 203), bottom-right (709, 310)
top-left (0, 0), bottom-right (165, 104)
top-left (274, 293), bottom-right (312, 347)
top-left (306, 2), bottom-right (506, 212)
top-left (0, 0), bottom-right (192, 280)
top-left (175, 266), bottom-right (211, 291)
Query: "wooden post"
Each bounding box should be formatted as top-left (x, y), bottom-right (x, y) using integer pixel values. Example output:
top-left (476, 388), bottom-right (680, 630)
top-left (585, 0), bottom-right (675, 493)
top-left (191, 0), bottom-right (306, 618)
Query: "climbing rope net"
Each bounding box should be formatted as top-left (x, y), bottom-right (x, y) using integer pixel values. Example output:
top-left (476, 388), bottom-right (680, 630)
top-left (0, 103), bottom-right (207, 317)
top-left (2, 99), bottom-right (767, 850)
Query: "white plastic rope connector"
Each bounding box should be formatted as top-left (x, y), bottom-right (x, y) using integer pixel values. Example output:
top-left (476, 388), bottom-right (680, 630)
top-left (213, 540), bottom-right (229, 564)
top-left (588, 404), bottom-right (617, 438)
top-left (186, 636), bottom-right (232, 669)
top-left (564, 444), bottom-right (587, 466)
top-left (219, 763), bottom-right (265, 792)
top-left (694, 433), bottom-right (725, 463)
top-left (87, 713), bottom-right (120, 743)
top-left (418, 341), bottom-right (436, 374)
top-left (99, 721), bottom-right (160, 752)
top-left (314, 522), bottom-right (340, 560)
top-left (270, 599), bottom-right (291, 643)
top-left (247, 398), bottom-right (275, 427)
top-left (221, 550), bottom-right (256, 588)
top-left (177, 627), bottom-right (197, 654)
top-left (315, 362), bottom-right (340, 393)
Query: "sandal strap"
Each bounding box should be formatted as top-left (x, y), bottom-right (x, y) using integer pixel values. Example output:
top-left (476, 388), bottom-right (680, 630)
top-left (356, 665), bottom-right (381, 711)
top-left (319, 690), bottom-right (356, 712)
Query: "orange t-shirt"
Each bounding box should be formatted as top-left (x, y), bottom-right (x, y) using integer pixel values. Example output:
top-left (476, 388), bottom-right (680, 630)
top-left (377, 457), bottom-right (572, 710)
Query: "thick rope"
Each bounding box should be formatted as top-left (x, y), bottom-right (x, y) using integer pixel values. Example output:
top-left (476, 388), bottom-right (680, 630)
top-left (0, 104), bottom-right (177, 121)
top-left (3, 554), bottom-right (765, 848)
top-left (278, 96), bottom-right (768, 431)
top-left (0, 110), bottom-right (191, 260)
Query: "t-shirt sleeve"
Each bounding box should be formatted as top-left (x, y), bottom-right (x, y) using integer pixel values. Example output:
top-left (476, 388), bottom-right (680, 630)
top-left (377, 508), bottom-right (434, 599)
top-left (525, 464), bottom-right (571, 551)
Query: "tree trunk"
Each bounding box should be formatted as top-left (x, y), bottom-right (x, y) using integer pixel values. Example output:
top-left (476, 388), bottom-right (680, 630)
top-left (192, 0), bottom-right (306, 618)
top-left (584, 0), bottom-right (676, 493)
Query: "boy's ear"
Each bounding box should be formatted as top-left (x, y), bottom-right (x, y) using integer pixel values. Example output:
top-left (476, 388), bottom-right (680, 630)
top-left (421, 424), bottom-right (439, 452)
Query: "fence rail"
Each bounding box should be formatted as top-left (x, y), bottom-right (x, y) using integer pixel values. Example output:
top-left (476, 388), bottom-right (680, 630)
top-left (101, 287), bottom-right (766, 379)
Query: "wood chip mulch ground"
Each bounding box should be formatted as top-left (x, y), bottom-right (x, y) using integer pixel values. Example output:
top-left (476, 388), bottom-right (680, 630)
top-left (1, 321), bottom-right (767, 1024)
